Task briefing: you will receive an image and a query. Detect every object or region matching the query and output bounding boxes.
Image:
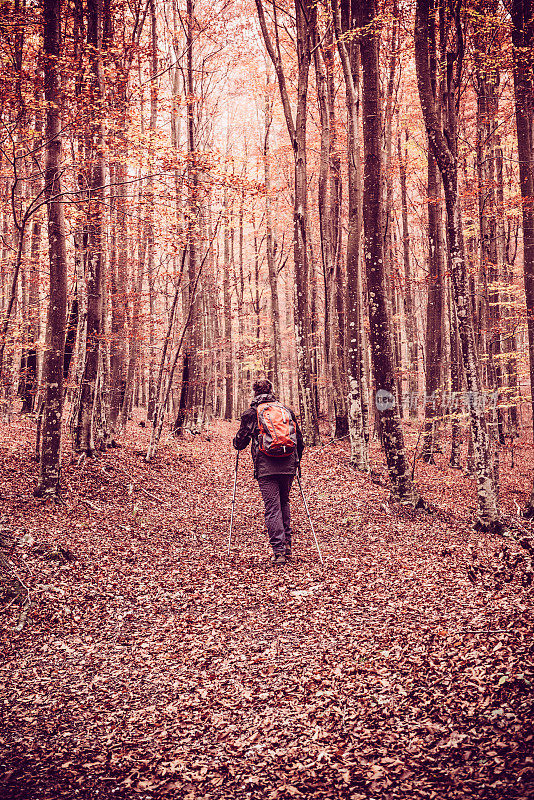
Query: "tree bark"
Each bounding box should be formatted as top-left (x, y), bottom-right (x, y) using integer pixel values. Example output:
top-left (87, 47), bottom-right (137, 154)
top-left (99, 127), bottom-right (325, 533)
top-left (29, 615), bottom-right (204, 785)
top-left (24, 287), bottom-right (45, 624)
top-left (415, 0), bottom-right (500, 528)
top-left (333, 0), bottom-right (368, 469)
top-left (175, 0), bottom-right (199, 435)
top-left (357, 0), bottom-right (413, 499)
top-left (108, 117), bottom-right (128, 436)
top-left (496, 139), bottom-right (520, 435)
top-left (255, 0), bottom-right (320, 445)
top-left (474, 0), bottom-right (504, 454)
top-left (74, 0), bottom-right (106, 455)
top-left (398, 127), bottom-right (418, 414)
top-left (34, 0), bottom-right (67, 496)
top-left (223, 187), bottom-right (233, 420)
top-left (313, 29), bottom-right (347, 437)
top-left (511, 0), bottom-right (534, 441)
top-left (146, 0), bottom-right (158, 422)
top-left (263, 74), bottom-right (282, 397)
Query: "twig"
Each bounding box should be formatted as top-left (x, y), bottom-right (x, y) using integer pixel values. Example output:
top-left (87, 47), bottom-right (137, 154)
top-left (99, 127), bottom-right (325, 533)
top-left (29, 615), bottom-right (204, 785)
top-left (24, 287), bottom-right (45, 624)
top-left (321, 434), bottom-right (349, 448)
top-left (5, 563), bottom-right (31, 632)
top-left (103, 464), bottom-right (173, 505)
top-left (79, 498), bottom-right (102, 512)
top-left (1, 594), bottom-right (20, 612)
top-left (136, 485), bottom-right (168, 505)
top-left (15, 593), bottom-right (30, 632)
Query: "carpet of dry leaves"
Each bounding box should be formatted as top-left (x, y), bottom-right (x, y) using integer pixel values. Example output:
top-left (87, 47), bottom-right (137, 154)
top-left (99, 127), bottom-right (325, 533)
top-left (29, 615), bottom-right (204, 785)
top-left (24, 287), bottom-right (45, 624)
top-left (0, 412), bottom-right (532, 800)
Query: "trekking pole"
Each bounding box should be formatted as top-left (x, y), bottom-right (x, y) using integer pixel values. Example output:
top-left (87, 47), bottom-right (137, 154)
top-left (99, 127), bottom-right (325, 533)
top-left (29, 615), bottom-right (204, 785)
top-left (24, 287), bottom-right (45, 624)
top-left (296, 470), bottom-right (324, 566)
top-left (227, 451), bottom-right (239, 556)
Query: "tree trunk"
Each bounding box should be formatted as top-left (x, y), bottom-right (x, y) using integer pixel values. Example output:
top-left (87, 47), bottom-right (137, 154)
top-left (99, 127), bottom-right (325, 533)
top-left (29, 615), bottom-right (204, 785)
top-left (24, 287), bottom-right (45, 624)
top-left (108, 119), bottom-right (128, 436)
top-left (120, 174), bottom-right (145, 426)
top-left (264, 74), bottom-right (282, 397)
top-left (314, 31), bottom-right (347, 438)
top-left (511, 0), bottom-right (534, 442)
top-left (236, 189), bottom-right (246, 412)
top-left (422, 150), bottom-right (444, 461)
top-left (421, 1), bottom-right (444, 461)
top-left (175, 0), bottom-right (199, 435)
top-left (34, 0), bottom-right (67, 496)
top-left (415, 0), bottom-right (500, 528)
top-left (398, 127), bottom-right (418, 413)
top-left (474, 0), bottom-right (504, 456)
top-left (255, 0), bottom-right (320, 445)
top-left (333, 0), bottom-right (368, 469)
top-left (495, 139), bottom-right (520, 435)
top-left (146, 0), bottom-right (158, 422)
top-left (74, 0), bottom-right (106, 456)
top-left (357, 0), bottom-right (413, 499)
top-left (223, 188), bottom-right (233, 420)
top-left (449, 279), bottom-right (462, 468)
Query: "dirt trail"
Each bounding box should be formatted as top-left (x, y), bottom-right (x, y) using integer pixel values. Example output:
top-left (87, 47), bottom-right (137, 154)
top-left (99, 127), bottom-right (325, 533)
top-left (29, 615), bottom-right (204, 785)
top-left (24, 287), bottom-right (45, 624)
top-left (0, 417), bottom-right (532, 799)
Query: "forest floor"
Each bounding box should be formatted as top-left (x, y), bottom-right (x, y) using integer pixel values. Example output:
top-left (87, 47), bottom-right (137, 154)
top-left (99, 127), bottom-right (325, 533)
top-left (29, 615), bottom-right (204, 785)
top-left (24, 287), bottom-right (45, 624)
top-left (0, 411), bottom-right (533, 800)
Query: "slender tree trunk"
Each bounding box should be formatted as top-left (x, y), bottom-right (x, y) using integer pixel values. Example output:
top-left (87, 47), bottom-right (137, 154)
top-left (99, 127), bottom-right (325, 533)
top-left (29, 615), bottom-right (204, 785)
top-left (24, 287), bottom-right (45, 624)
top-left (35, 0), bottom-right (67, 496)
top-left (510, 0), bottom-right (534, 509)
top-left (146, 0), bottom-right (158, 422)
top-left (357, 0), bottom-right (413, 499)
top-left (475, 2), bottom-right (504, 462)
top-left (415, 0), bottom-right (500, 528)
top-left (495, 140), bottom-right (520, 435)
top-left (449, 277), bottom-right (462, 468)
top-left (398, 126), bottom-right (418, 413)
top-left (511, 0), bottom-right (534, 443)
top-left (383, 10), bottom-right (402, 413)
top-left (120, 174), bottom-right (145, 425)
top-left (421, 0), bottom-right (444, 461)
top-left (22, 206), bottom-right (41, 413)
top-left (264, 74), bottom-right (282, 396)
top-left (74, 0), bottom-right (106, 455)
top-left (256, 0), bottom-right (320, 445)
top-left (333, 0), bottom-right (368, 469)
top-left (109, 113), bottom-right (128, 436)
top-left (236, 188), bottom-right (245, 411)
top-left (422, 151), bottom-right (444, 461)
top-left (63, 296), bottom-right (78, 383)
top-left (223, 188), bottom-right (233, 420)
top-left (314, 31), bottom-right (347, 437)
top-left (175, 0), bottom-right (199, 435)
top-left (28, 88), bottom-right (44, 405)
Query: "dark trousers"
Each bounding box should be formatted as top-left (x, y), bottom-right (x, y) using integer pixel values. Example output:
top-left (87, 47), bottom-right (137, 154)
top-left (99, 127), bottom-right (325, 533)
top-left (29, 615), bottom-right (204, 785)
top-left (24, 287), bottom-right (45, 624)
top-left (258, 475), bottom-right (294, 555)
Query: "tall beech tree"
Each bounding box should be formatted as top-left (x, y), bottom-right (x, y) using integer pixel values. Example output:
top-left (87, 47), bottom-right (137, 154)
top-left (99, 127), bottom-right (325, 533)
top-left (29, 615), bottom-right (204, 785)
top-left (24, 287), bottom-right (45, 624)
top-left (35, 0), bottom-right (67, 496)
top-left (510, 0), bottom-right (534, 512)
top-left (415, 0), bottom-right (500, 529)
top-left (74, 0), bottom-right (106, 455)
top-left (356, 0), bottom-right (413, 499)
top-left (313, 19), bottom-right (347, 438)
top-left (510, 0), bottom-right (534, 437)
top-left (175, 0), bottom-right (200, 435)
top-left (421, 0), bottom-right (444, 462)
top-left (474, 0), bottom-right (505, 445)
top-left (263, 72), bottom-right (282, 399)
top-left (255, 0), bottom-right (320, 445)
top-left (333, 0), bottom-right (368, 470)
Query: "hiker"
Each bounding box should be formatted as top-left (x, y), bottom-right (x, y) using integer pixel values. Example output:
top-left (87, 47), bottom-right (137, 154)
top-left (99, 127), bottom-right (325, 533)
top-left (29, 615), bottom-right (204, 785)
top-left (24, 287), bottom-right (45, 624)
top-left (232, 379), bottom-right (304, 565)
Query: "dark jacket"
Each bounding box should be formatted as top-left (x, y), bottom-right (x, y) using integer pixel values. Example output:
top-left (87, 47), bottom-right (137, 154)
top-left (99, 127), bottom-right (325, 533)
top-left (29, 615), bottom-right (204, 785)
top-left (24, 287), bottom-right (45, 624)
top-left (233, 393), bottom-right (305, 480)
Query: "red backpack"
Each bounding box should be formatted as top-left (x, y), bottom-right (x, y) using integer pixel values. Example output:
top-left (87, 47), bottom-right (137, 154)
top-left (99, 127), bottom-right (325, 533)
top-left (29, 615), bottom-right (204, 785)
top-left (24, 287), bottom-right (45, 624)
top-left (256, 401), bottom-right (297, 456)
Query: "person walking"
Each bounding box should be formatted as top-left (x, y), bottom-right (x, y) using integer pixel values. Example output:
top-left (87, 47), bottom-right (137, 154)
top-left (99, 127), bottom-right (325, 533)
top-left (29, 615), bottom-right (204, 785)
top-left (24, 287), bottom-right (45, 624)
top-left (233, 379), bottom-right (304, 565)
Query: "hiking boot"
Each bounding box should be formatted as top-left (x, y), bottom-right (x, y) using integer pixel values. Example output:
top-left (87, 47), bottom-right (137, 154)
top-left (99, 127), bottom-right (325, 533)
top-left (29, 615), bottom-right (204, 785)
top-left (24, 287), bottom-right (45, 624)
top-left (271, 553), bottom-right (286, 566)
top-left (285, 546), bottom-right (292, 560)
